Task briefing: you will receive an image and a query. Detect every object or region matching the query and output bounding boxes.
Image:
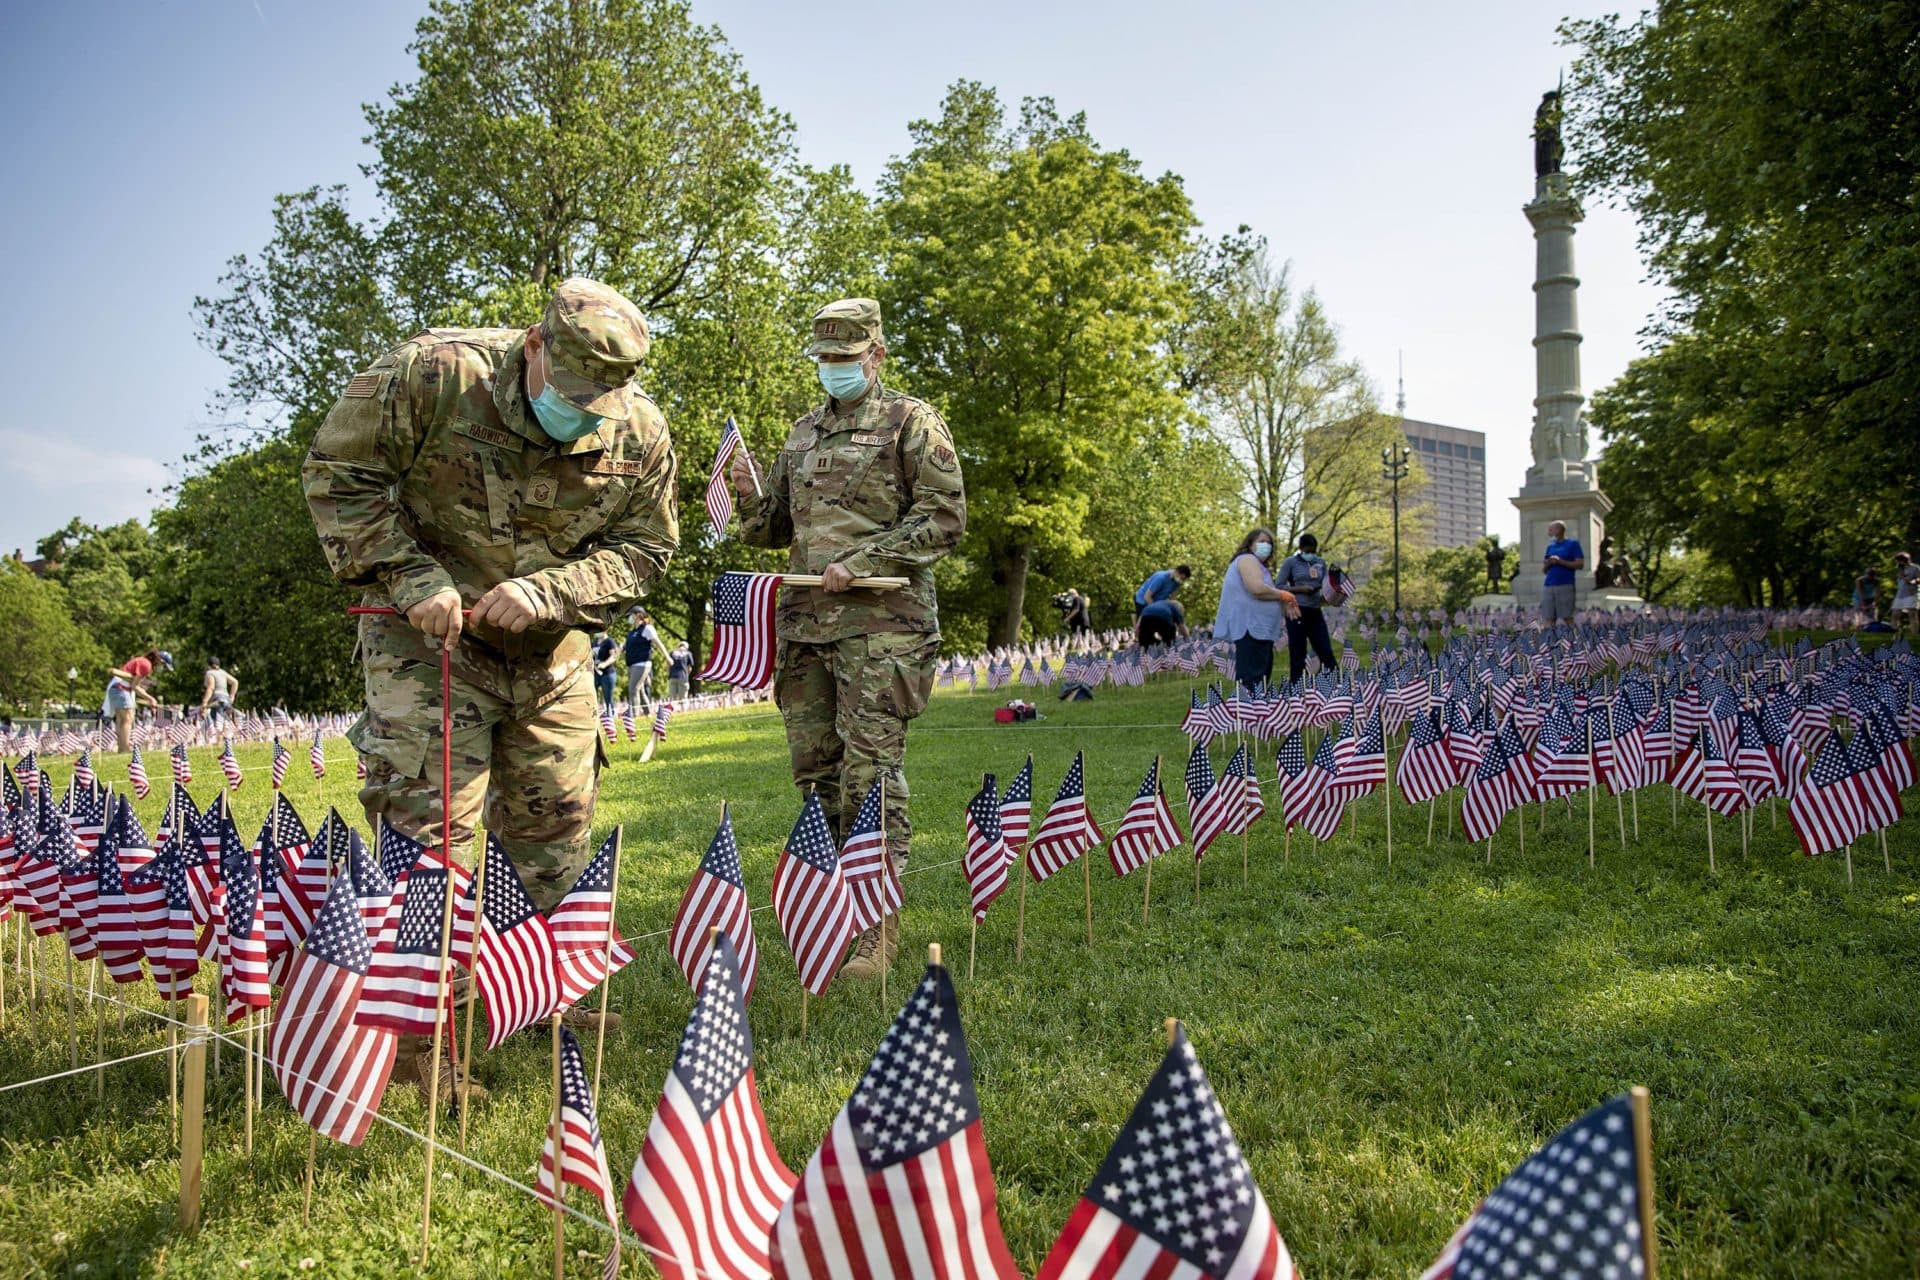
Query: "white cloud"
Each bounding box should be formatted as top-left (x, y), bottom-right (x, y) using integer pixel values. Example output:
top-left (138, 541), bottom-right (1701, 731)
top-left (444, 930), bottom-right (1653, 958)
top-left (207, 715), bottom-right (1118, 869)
top-left (0, 428), bottom-right (173, 554)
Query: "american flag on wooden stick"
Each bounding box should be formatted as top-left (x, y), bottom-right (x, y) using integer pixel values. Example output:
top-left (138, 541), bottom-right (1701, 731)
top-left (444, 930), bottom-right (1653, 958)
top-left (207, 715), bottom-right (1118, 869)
top-left (705, 415), bottom-right (744, 532)
top-left (1027, 752), bottom-right (1104, 883)
top-left (840, 781), bottom-right (901, 934)
top-left (1421, 1092), bottom-right (1652, 1280)
top-left (962, 774), bottom-right (1014, 922)
top-left (219, 739), bottom-right (243, 790)
top-left (771, 956), bottom-right (1022, 1279)
top-left (538, 1027), bottom-right (623, 1280)
top-left (170, 743), bottom-right (192, 785)
top-left (773, 792), bottom-right (854, 997)
top-left (73, 749), bottom-right (95, 790)
top-left (998, 755), bottom-right (1033, 853)
top-left (670, 807), bottom-right (759, 1001)
top-left (699, 572), bottom-right (784, 689)
top-left (624, 932), bottom-right (795, 1280)
top-left (1106, 758), bottom-right (1184, 878)
top-left (1036, 1024), bottom-right (1297, 1280)
top-left (268, 873), bottom-right (396, 1146)
top-left (551, 830), bottom-right (636, 1009)
top-left (271, 738), bottom-right (291, 790)
top-left (356, 865), bottom-right (461, 1037)
top-left (470, 834), bottom-right (560, 1048)
top-left (215, 809), bottom-right (272, 1020)
top-left (309, 731), bottom-right (327, 779)
top-left (1184, 743), bottom-right (1233, 860)
top-left (126, 746), bottom-right (150, 799)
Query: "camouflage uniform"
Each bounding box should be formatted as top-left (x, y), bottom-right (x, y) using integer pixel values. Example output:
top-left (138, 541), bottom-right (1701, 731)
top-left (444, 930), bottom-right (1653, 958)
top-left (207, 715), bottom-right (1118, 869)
top-left (738, 299), bottom-right (966, 868)
top-left (303, 279), bottom-right (679, 913)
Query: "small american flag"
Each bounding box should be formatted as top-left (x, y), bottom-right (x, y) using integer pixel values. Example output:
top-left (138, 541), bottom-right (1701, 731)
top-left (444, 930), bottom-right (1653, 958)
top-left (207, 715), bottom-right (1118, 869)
top-left (1295, 724), bottom-right (1350, 842)
top-left (1275, 732), bottom-right (1316, 831)
top-left (1036, 1024), bottom-right (1296, 1280)
top-left (218, 739), bottom-right (243, 790)
top-left (74, 749), bottom-right (96, 790)
top-left (259, 793), bottom-right (315, 958)
top-left (1788, 736), bottom-right (1870, 856)
top-left (126, 746), bottom-right (150, 799)
top-left (771, 958), bottom-right (1022, 1279)
top-left (309, 731), bottom-right (328, 779)
top-left (1027, 752), bottom-right (1104, 883)
top-left (705, 415), bottom-right (744, 532)
top-left (773, 792), bottom-right (856, 996)
top-left (1421, 1092), bottom-right (1651, 1279)
top-left (1461, 722), bottom-right (1535, 842)
top-left (551, 830), bottom-right (636, 1008)
top-left (1395, 707), bottom-right (1453, 805)
top-left (1106, 758), bottom-right (1184, 878)
top-left (268, 873), bottom-right (397, 1146)
top-left (538, 1027), bottom-right (623, 1280)
top-left (471, 834), bottom-right (560, 1048)
top-left (619, 707), bottom-right (638, 742)
top-left (356, 865), bottom-right (461, 1037)
top-left (1221, 741), bottom-right (1265, 833)
top-left (271, 738), bottom-right (291, 790)
top-left (998, 755), bottom-right (1034, 852)
top-left (624, 932), bottom-right (795, 1280)
top-left (651, 701), bottom-right (674, 742)
top-left (125, 818), bottom-right (199, 994)
top-left (1668, 724), bottom-right (1748, 817)
top-left (699, 572), bottom-right (784, 690)
top-left (962, 774), bottom-right (1013, 922)
top-left (599, 707), bottom-right (618, 741)
top-left (669, 807), bottom-right (759, 1000)
top-left (1184, 743), bottom-right (1232, 859)
top-left (1326, 711), bottom-right (1388, 803)
top-left (171, 743), bottom-right (192, 785)
top-left (840, 780), bottom-right (901, 934)
top-left (215, 810), bottom-right (272, 1020)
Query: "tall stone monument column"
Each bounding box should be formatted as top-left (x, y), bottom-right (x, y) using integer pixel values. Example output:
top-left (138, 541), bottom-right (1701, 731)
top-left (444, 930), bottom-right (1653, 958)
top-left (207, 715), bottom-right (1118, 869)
top-left (1508, 89), bottom-right (1642, 612)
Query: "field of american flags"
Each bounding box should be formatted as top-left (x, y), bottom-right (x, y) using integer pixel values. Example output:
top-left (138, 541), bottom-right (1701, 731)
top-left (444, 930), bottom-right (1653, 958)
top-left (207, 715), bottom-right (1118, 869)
top-left (1, 652), bottom-right (1918, 1277)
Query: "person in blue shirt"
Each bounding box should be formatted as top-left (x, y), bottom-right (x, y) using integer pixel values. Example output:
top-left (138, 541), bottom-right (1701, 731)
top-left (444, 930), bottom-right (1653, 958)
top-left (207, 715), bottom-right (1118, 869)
top-left (1211, 528), bottom-right (1299, 690)
top-left (591, 631), bottom-right (619, 715)
top-left (1135, 599), bottom-right (1185, 648)
top-left (1133, 565), bottom-right (1191, 616)
top-left (1274, 533), bottom-right (1340, 681)
top-left (1540, 520), bottom-right (1585, 624)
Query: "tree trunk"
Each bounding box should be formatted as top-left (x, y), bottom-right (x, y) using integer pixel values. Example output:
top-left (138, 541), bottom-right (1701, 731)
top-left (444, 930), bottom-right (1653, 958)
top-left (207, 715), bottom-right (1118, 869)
top-left (997, 543), bottom-right (1033, 648)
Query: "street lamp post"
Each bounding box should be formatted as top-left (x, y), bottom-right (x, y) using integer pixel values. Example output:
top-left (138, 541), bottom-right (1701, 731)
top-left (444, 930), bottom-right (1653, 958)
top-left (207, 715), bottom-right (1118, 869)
top-left (1380, 446), bottom-right (1411, 615)
top-left (67, 666), bottom-right (78, 714)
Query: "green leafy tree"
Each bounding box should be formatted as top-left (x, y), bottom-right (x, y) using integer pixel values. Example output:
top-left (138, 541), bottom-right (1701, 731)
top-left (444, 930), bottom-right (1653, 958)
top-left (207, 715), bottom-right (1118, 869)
top-left (0, 561), bottom-right (107, 712)
top-left (1567, 0), bottom-right (1920, 574)
top-left (149, 439), bottom-right (361, 712)
top-left (33, 519), bottom-right (162, 662)
top-left (1182, 234), bottom-right (1418, 566)
top-left (881, 85), bottom-right (1199, 646)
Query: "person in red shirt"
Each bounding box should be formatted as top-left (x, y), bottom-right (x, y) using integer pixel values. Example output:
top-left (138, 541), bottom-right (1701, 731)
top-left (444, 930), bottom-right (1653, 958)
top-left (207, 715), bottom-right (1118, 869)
top-left (104, 650), bottom-right (171, 751)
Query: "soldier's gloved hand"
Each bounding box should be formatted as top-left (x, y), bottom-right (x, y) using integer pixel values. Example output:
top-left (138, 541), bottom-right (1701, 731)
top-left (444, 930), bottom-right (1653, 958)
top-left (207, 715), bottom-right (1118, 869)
top-left (407, 589), bottom-right (466, 651)
top-left (821, 562), bottom-right (855, 593)
top-left (472, 578), bottom-right (541, 634)
top-left (729, 449), bottom-right (761, 500)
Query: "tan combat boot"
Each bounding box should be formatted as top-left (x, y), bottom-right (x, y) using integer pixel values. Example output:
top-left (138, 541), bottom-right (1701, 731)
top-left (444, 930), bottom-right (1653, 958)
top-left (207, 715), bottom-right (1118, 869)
top-left (837, 915), bottom-right (900, 981)
top-left (394, 1033), bottom-right (490, 1109)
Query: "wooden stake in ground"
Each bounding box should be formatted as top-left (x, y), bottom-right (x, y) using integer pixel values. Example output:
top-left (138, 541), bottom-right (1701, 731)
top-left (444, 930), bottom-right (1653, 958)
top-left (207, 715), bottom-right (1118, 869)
top-left (1426, 797), bottom-right (1436, 848)
top-left (1382, 755), bottom-right (1395, 870)
top-left (549, 1012), bottom-right (566, 1280)
top-left (179, 991), bottom-right (209, 1232)
top-left (1706, 807), bottom-right (1716, 874)
top-left (92, 956), bottom-right (104, 1100)
top-left (1081, 844), bottom-right (1094, 948)
top-left (1587, 713), bottom-right (1597, 869)
top-left (585, 826), bottom-right (623, 1117)
top-left (1141, 853), bottom-right (1154, 926)
top-left (967, 917), bottom-right (978, 981)
top-left (242, 1011), bottom-right (254, 1156)
top-left (878, 790), bottom-right (893, 1007)
top-left (1013, 842), bottom-right (1028, 965)
top-left (1631, 1085), bottom-right (1660, 1279)
top-left (1881, 827), bottom-right (1892, 874)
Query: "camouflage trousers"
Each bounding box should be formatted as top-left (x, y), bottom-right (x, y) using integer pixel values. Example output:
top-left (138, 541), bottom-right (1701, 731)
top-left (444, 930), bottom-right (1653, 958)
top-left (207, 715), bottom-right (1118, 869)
top-left (773, 631), bottom-right (939, 869)
top-left (349, 612), bottom-right (604, 914)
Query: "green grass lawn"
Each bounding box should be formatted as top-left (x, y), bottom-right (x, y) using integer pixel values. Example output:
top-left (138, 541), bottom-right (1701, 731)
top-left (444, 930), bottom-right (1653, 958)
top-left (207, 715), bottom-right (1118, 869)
top-left (2, 678), bottom-right (1917, 1277)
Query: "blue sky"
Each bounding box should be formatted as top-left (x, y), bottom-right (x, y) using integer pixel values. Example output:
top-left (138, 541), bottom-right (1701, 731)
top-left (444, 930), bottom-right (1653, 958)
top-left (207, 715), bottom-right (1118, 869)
top-left (0, 0), bottom-right (1663, 558)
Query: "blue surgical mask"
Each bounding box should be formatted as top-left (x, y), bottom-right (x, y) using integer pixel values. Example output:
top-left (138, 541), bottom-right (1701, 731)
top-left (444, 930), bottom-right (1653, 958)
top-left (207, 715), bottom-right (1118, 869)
top-left (1254, 541), bottom-right (1273, 561)
top-left (817, 359), bottom-right (870, 402)
top-left (530, 383), bottom-right (605, 442)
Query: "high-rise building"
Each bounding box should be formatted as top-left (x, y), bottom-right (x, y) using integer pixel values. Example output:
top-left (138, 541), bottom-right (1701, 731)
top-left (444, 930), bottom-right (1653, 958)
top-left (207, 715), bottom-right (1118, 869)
top-left (1400, 418), bottom-right (1486, 548)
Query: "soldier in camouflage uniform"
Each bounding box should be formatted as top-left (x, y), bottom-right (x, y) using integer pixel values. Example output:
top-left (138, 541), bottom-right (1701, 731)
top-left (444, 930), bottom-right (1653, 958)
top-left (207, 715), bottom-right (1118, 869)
top-left (304, 278), bottom-right (678, 1103)
top-left (732, 298), bottom-right (965, 979)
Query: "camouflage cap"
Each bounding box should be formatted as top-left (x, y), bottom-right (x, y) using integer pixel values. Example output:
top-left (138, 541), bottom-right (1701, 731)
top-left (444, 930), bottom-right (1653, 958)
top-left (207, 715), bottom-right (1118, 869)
top-left (541, 277), bottom-right (650, 417)
top-left (806, 297), bottom-right (884, 357)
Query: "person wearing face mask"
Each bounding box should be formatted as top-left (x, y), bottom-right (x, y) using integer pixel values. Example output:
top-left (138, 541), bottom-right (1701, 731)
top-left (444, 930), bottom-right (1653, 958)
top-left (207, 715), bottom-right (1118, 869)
top-left (730, 297), bottom-right (966, 982)
top-left (303, 277), bottom-right (678, 1106)
top-left (1275, 532), bottom-right (1340, 681)
top-left (1212, 528), bottom-right (1299, 691)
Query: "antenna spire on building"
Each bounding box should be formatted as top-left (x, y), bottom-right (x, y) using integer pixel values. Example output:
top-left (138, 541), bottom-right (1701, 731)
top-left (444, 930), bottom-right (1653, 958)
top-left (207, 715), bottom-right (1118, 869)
top-left (1396, 350), bottom-right (1406, 419)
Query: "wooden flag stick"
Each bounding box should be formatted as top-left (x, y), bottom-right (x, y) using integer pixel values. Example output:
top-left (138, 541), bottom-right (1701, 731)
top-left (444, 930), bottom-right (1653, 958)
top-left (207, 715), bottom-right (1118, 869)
top-left (1081, 847), bottom-right (1094, 948)
top-left (589, 825), bottom-right (624, 1116)
top-left (1516, 794), bottom-right (1525, 858)
top-left (1426, 798), bottom-right (1436, 848)
top-left (1632, 788), bottom-right (1641, 841)
top-left (878, 790), bottom-right (892, 1007)
top-left (92, 957), bottom-right (104, 1099)
top-left (1706, 809), bottom-right (1716, 874)
top-left (550, 1013), bottom-right (566, 1280)
top-left (458, 835), bottom-right (492, 1152)
top-left (1164, 1016), bottom-right (1179, 1046)
top-left (1631, 1086), bottom-right (1660, 1279)
top-left (1141, 855), bottom-right (1153, 926)
top-left (967, 919), bottom-right (977, 981)
top-left (243, 1011), bottom-right (254, 1155)
top-left (1741, 807), bottom-right (1750, 861)
top-left (1587, 715), bottom-right (1597, 869)
top-left (1383, 765), bottom-right (1394, 870)
top-left (638, 733), bottom-right (658, 764)
top-left (1283, 826), bottom-right (1291, 868)
top-left (178, 992), bottom-right (208, 1232)
top-left (1242, 829), bottom-right (1251, 887)
top-left (778, 573), bottom-right (909, 590)
top-left (1013, 850), bottom-right (1028, 965)
top-left (1881, 827), bottom-right (1892, 874)
top-left (1844, 840), bottom-right (1853, 886)
top-left (801, 990), bottom-right (810, 1038)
